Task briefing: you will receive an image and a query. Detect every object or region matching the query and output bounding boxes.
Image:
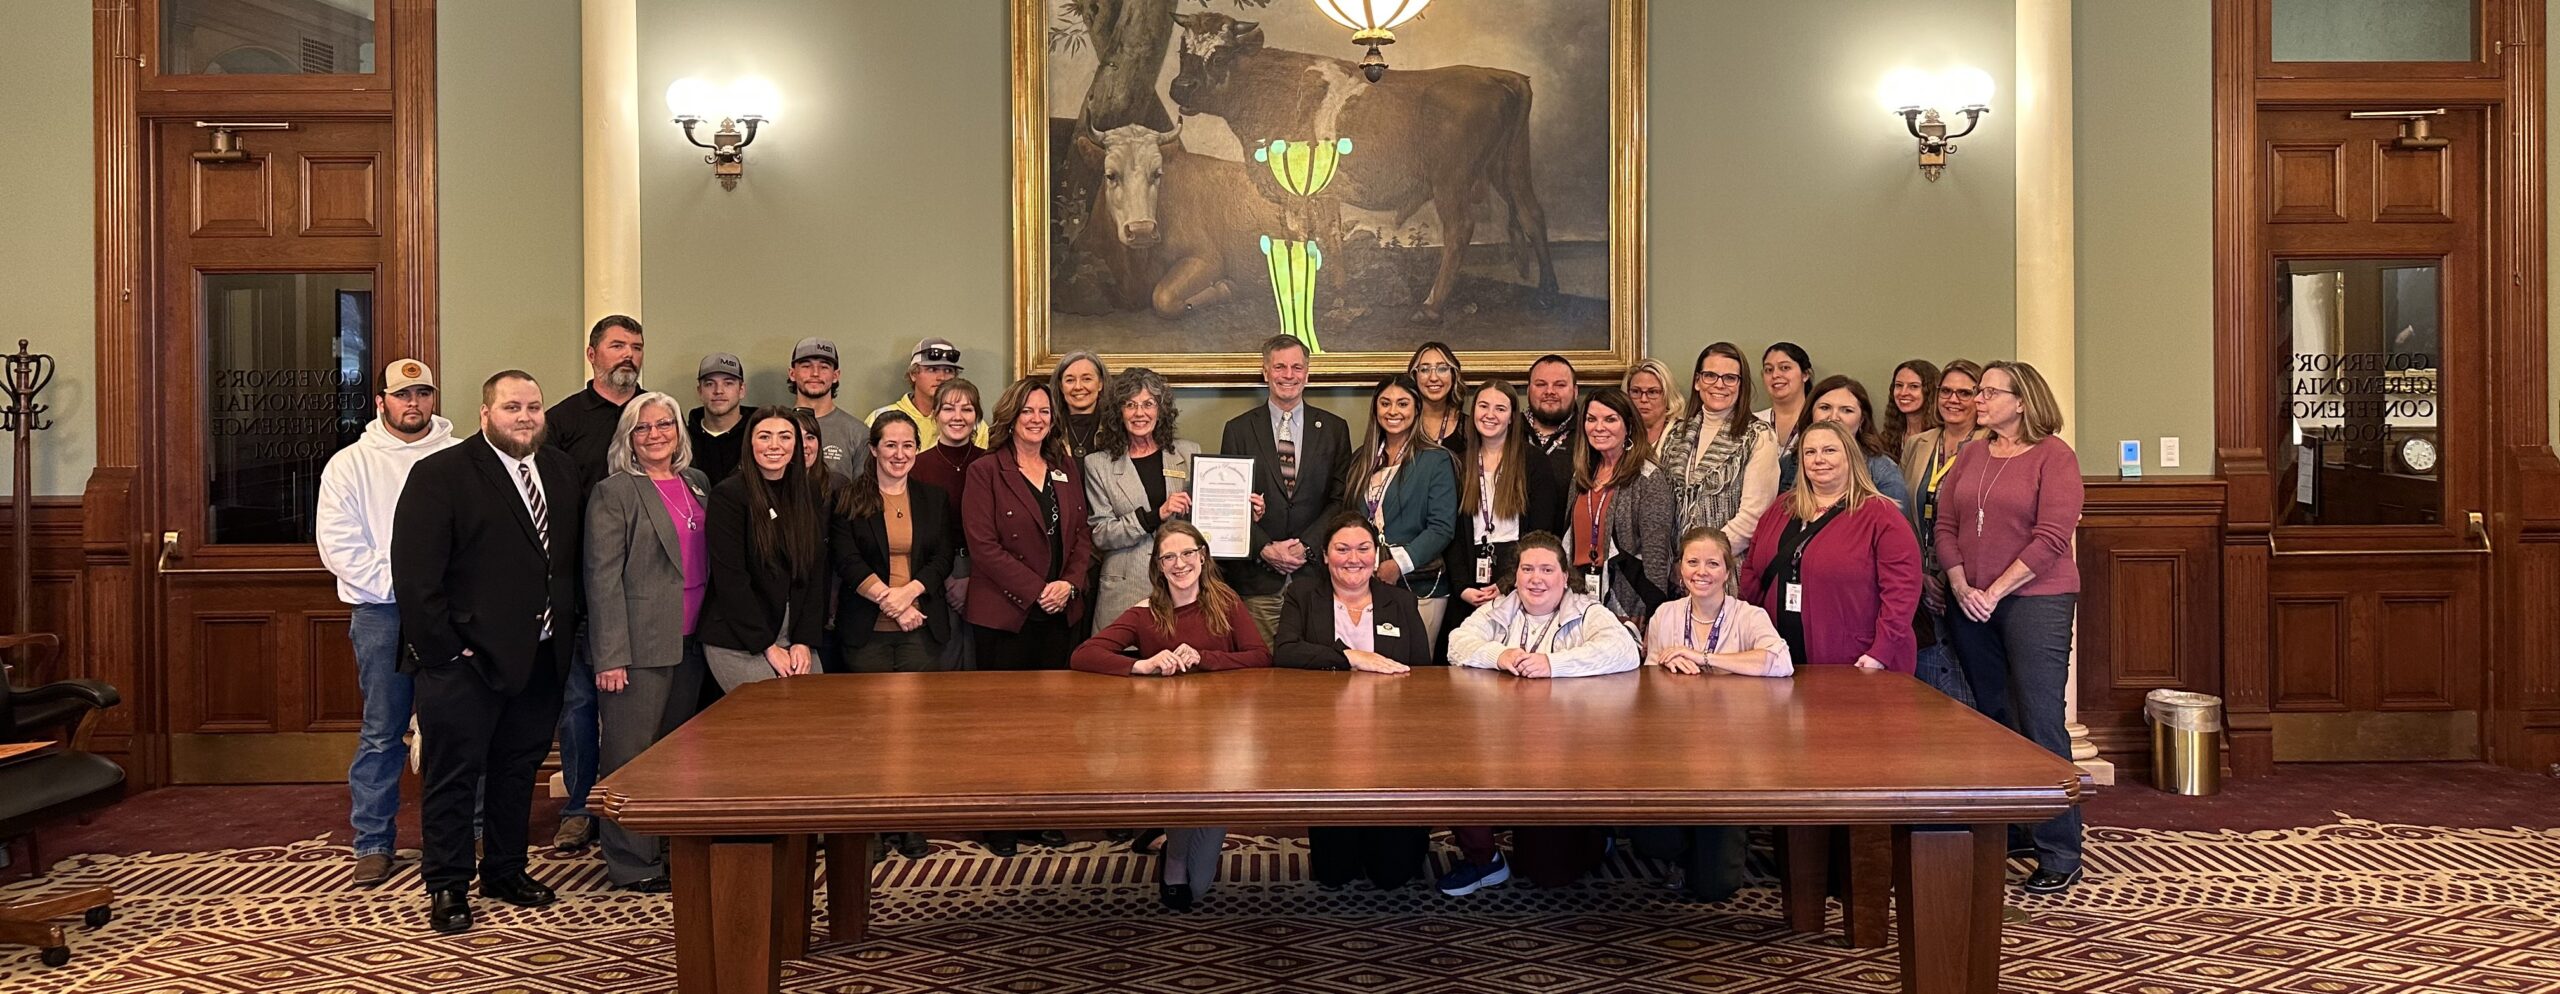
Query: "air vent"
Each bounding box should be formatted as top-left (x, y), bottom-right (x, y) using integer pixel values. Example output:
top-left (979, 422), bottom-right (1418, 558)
top-left (299, 37), bottom-right (335, 74)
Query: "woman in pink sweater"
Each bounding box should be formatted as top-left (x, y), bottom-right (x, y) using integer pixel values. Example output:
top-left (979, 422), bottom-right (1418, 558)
top-left (1931, 360), bottom-right (2085, 896)
top-left (1069, 521), bottom-right (1268, 911)
top-left (1739, 422), bottom-right (1923, 673)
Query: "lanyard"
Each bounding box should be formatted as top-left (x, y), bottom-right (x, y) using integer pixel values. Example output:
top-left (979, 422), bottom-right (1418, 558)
top-left (1513, 607), bottom-right (1564, 651)
top-left (1584, 488), bottom-right (1616, 562)
top-left (1683, 597), bottom-right (1729, 652)
top-left (1479, 468), bottom-right (1497, 537)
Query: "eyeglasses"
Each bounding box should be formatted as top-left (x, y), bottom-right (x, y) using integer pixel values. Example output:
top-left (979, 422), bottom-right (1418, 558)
top-left (1695, 372), bottom-right (1743, 387)
top-left (1627, 386), bottom-right (1664, 399)
top-left (1121, 399), bottom-right (1159, 413)
top-left (631, 419), bottom-right (680, 437)
top-left (916, 346), bottom-right (962, 364)
top-left (1973, 386), bottom-right (2018, 399)
top-left (1937, 387), bottom-right (1979, 400)
top-left (1412, 362), bottom-right (1456, 376)
top-left (1156, 547), bottom-right (1205, 566)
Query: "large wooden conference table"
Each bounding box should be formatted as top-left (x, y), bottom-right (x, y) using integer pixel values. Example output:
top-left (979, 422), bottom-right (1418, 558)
top-left (598, 665), bottom-right (2079, 994)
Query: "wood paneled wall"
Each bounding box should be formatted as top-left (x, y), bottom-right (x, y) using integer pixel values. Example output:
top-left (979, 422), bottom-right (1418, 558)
top-left (2077, 477), bottom-right (2229, 768)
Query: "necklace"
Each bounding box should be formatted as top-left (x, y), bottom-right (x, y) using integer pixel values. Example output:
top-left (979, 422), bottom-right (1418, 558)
top-left (1974, 440), bottom-right (2019, 536)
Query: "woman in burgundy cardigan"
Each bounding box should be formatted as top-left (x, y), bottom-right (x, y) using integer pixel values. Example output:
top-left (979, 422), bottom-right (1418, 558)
top-left (1070, 521), bottom-right (1268, 912)
top-left (1932, 360), bottom-right (2085, 895)
top-left (1739, 421), bottom-right (1922, 673)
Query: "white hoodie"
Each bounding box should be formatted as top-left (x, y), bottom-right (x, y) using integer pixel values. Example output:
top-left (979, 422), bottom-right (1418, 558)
top-left (316, 414), bottom-right (459, 605)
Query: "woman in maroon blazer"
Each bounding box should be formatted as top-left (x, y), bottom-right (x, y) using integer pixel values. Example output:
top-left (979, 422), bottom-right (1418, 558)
top-left (962, 377), bottom-right (1094, 671)
top-left (1739, 421), bottom-right (1922, 673)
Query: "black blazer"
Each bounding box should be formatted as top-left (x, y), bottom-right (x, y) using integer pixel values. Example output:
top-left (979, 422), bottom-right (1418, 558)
top-left (1446, 443), bottom-right (1570, 590)
top-left (1271, 578), bottom-right (1437, 671)
top-left (829, 481), bottom-right (958, 646)
top-left (391, 435), bottom-right (586, 695)
top-left (699, 473), bottom-right (828, 655)
top-left (1218, 402), bottom-right (1354, 596)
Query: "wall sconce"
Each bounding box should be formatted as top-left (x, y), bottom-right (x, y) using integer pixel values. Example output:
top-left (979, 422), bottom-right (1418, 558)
top-left (1876, 66), bottom-right (1994, 181)
top-left (667, 76), bottom-right (780, 191)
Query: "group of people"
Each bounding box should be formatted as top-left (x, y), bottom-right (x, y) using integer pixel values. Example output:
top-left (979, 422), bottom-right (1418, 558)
top-left (315, 317), bottom-right (2087, 933)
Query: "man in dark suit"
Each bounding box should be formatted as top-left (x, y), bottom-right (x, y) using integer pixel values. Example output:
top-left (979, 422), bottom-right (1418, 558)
top-left (1218, 335), bottom-right (1352, 641)
top-left (391, 369), bottom-right (585, 934)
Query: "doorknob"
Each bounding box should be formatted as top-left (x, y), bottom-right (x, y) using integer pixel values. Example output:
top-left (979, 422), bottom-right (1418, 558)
top-left (2466, 511), bottom-right (2492, 555)
top-left (159, 530), bottom-right (180, 570)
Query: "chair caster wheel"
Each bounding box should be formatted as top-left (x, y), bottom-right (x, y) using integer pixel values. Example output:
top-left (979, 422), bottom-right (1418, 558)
top-left (86, 905), bottom-right (112, 928)
top-left (40, 946), bottom-right (70, 968)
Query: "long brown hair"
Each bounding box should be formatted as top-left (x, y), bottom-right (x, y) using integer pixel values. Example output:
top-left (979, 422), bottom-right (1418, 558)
top-left (1793, 375), bottom-right (1890, 459)
top-left (738, 406), bottom-right (824, 581)
top-left (1687, 342), bottom-right (1756, 441)
top-left (1880, 358), bottom-right (1942, 456)
top-left (1146, 521), bottom-right (1240, 639)
top-left (1407, 341), bottom-right (1467, 438)
top-left (1341, 374), bottom-right (1439, 507)
top-left (840, 411), bottom-right (918, 520)
top-left (1573, 386), bottom-right (1654, 492)
top-left (989, 377), bottom-right (1070, 469)
top-left (1457, 380), bottom-right (1530, 523)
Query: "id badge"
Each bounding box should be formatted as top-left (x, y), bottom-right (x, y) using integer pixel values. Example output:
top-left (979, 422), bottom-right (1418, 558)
top-left (1784, 582), bottom-right (1804, 613)
top-left (1580, 566), bottom-right (1603, 597)
top-left (1474, 551), bottom-right (1494, 586)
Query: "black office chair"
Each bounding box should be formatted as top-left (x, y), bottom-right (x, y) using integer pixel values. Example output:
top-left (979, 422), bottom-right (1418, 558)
top-left (0, 632), bottom-right (123, 968)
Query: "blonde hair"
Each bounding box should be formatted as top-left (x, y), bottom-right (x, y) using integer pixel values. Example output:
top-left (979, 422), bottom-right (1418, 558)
top-left (606, 392), bottom-right (693, 477)
top-left (1623, 358), bottom-right (1685, 426)
top-left (1787, 420), bottom-right (1884, 521)
top-left (1981, 360), bottom-right (2066, 444)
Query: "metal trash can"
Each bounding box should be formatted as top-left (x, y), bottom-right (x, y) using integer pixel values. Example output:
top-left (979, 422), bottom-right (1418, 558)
top-left (2145, 690), bottom-right (2223, 795)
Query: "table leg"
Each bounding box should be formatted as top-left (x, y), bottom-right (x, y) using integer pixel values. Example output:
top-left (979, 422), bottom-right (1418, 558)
top-left (1843, 825), bottom-right (1893, 948)
top-left (1781, 826), bottom-right (1829, 934)
top-left (778, 835), bottom-right (813, 960)
top-left (822, 832), bottom-right (874, 944)
top-left (1892, 823), bottom-right (2004, 994)
top-left (670, 835), bottom-right (790, 994)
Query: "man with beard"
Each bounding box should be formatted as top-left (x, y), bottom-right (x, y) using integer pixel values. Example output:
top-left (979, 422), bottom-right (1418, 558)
top-left (392, 370), bottom-right (585, 933)
top-left (1525, 354), bottom-right (1582, 486)
top-left (528, 313), bottom-right (644, 853)
top-left (686, 352), bottom-right (747, 482)
top-left (316, 359), bottom-right (459, 887)
top-left (786, 337), bottom-right (869, 479)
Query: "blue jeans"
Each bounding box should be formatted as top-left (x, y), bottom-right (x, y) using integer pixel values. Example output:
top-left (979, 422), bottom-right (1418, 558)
top-left (557, 629), bottom-right (598, 819)
top-left (1915, 640), bottom-right (1975, 710)
top-left (1946, 593), bottom-right (2083, 873)
top-left (346, 602), bottom-right (410, 857)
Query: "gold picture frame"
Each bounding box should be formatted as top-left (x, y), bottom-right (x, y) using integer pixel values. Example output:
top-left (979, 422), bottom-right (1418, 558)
top-left (1011, 0), bottom-right (1647, 384)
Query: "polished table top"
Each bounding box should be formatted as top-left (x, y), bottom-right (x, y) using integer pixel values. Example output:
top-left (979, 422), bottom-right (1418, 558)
top-left (598, 667), bottom-right (2080, 835)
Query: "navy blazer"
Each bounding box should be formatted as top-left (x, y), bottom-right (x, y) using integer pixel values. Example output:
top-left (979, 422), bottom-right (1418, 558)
top-left (1271, 578), bottom-right (1437, 672)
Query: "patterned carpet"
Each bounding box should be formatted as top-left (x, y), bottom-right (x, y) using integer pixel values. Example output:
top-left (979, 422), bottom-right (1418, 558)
top-left (3, 820), bottom-right (2558, 993)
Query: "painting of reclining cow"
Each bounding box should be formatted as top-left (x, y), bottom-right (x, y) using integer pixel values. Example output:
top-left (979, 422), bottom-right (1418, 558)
top-left (1013, 0), bottom-right (1644, 382)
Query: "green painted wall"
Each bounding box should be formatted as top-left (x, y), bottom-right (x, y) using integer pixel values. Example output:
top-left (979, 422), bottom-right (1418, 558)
top-left (2075, 0), bottom-right (2216, 473)
top-left (0, 2), bottom-right (95, 495)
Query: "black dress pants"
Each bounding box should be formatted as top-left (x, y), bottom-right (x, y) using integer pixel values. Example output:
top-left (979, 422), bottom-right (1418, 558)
top-left (1308, 826), bottom-right (1430, 889)
top-left (415, 639), bottom-right (565, 894)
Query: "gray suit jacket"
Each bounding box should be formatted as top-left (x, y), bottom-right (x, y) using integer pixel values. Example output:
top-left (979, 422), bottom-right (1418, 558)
top-left (1084, 439), bottom-right (1200, 624)
top-left (585, 468), bottom-right (712, 672)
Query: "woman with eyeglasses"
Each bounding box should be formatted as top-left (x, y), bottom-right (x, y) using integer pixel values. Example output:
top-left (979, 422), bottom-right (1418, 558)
top-left (1792, 375), bottom-right (1911, 508)
top-left (1339, 374), bottom-right (1460, 645)
top-left (1070, 521), bottom-right (1269, 910)
top-left (1624, 358), bottom-right (1684, 451)
top-left (1439, 380), bottom-right (1567, 664)
top-left (1659, 342), bottom-right (1780, 559)
top-left (700, 407), bottom-right (830, 692)
top-left (1898, 359), bottom-right (1987, 704)
top-left (1051, 350), bottom-right (1111, 461)
top-left (1085, 368), bottom-right (1199, 625)
top-left (1880, 359), bottom-right (1941, 460)
top-left (1568, 387), bottom-right (1678, 626)
top-left (1738, 421), bottom-right (1922, 673)
top-left (1933, 360), bottom-right (2085, 895)
top-left (1407, 342), bottom-right (1468, 447)
top-left (1274, 513), bottom-right (1436, 889)
top-left (585, 391), bottom-right (712, 892)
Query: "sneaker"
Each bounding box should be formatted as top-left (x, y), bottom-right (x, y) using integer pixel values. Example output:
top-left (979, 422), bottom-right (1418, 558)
top-left (350, 852), bottom-right (397, 888)
top-left (1436, 854), bottom-right (1512, 896)
top-left (2021, 866), bottom-right (2083, 895)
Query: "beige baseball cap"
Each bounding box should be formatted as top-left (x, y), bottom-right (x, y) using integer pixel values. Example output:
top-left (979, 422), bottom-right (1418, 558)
top-left (383, 358), bottom-right (435, 394)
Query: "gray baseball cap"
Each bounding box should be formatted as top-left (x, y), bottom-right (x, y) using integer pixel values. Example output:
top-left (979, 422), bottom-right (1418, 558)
top-left (696, 352), bottom-right (744, 381)
top-left (912, 338), bottom-right (964, 370)
top-left (791, 338), bottom-right (839, 366)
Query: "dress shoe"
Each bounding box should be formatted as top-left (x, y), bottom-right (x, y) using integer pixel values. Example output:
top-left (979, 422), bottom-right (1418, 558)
top-left (617, 877), bottom-right (672, 894)
top-left (1034, 830), bottom-right (1071, 849)
top-left (895, 833), bottom-right (932, 860)
top-left (479, 870), bottom-right (558, 908)
top-left (1130, 829), bottom-right (1166, 856)
top-left (553, 815), bottom-right (597, 853)
top-left (1159, 883), bottom-right (1194, 912)
top-left (429, 888), bottom-right (473, 933)
top-left (987, 834), bottom-right (1019, 858)
top-left (351, 852), bottom-right (397, 888)
top-left (2021, 866), bottom-right (2083, 895)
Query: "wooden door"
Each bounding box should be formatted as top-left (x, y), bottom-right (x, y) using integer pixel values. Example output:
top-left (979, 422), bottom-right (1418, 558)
top-left (154, 118), bottom-right (396, 782)
top-left (2259, 107), bottom-right (2490, 760)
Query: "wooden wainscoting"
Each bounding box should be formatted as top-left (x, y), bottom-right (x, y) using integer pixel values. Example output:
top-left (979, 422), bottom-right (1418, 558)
top-left (0, 497), bottom-right (90, 689)
top-left (2078, 476), bottom-right (2228, 771)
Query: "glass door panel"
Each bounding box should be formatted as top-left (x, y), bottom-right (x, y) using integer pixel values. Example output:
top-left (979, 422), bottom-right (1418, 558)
top-left (201, 272), bottom-right (373, 545)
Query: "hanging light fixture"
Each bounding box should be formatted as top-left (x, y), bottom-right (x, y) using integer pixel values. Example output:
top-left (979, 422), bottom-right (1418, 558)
top-left (1311, 0), bottom-right (1433, 82)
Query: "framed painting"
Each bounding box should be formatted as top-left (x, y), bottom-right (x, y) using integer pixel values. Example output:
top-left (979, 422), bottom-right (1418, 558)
top-left (1012, 0), bottom-right (1646, 383)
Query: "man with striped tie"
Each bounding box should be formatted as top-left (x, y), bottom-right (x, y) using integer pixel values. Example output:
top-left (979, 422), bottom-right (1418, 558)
top-left (392, 369), bottom-right (587, 934)
top-left (1218, 335), bottom-right (1352, 642)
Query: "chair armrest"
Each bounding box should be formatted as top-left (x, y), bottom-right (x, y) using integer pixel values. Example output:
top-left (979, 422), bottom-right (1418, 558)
top-left (14, 678), bottom-right (122, 712)
top-left (0, 633), bottom-right (61, 652)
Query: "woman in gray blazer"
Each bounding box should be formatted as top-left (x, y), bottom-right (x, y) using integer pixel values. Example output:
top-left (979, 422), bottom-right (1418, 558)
top-left (583, 391), bottom-right (713, 892)
top-left (1084, 367), bottom-right (1200, 625)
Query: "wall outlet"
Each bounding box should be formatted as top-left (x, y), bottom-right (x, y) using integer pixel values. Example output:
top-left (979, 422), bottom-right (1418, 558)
top-left (2160, 436), bottom-right (2182, 468)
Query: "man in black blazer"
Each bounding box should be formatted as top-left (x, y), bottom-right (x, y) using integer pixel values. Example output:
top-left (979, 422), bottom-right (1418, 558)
top-left (391, 369), bottom-right (585, 934)
top-left (1218, 335), bottom-right (1353, 640)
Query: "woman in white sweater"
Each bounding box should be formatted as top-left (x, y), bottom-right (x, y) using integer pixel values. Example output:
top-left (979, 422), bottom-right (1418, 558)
top-left (1439, 533), bottom-right (1640, 896)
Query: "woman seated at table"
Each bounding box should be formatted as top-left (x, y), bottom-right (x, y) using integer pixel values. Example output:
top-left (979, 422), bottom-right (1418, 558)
top-left (1437, 532), bottom-right (1640, 896)
top-left (701, 407), bottom-right (829, 691)
top-left (1070, 521), bottom-right (1269, 911)
top-left (1739, 421), bottom-right (1922, 673)
top-left (1632, 526), bottom-right (1792, 902)
top-left (1273, 512), bottom-right (1435, 889)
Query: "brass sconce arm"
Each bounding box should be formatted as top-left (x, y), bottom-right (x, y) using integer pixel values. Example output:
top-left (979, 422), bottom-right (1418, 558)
top-left (673, 114), bottom-right (767, 191)
top-left (1896, 104), bottom-right (1989, 182)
